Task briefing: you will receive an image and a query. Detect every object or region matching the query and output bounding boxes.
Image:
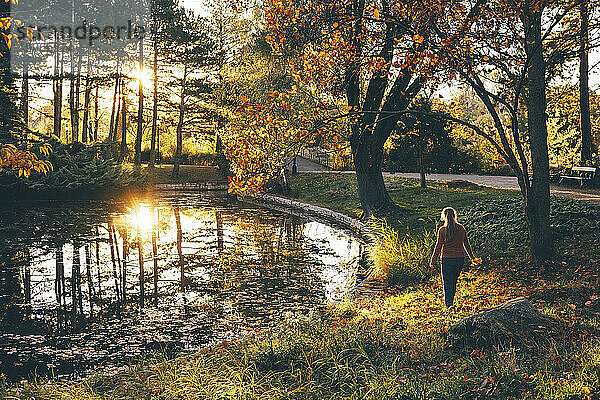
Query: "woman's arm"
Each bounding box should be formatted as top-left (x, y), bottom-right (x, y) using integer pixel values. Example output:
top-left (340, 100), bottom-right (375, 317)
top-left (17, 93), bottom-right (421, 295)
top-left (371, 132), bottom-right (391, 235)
top-left (430, 228), bottom-right (443, 266)
top-left (463, 231), bottom-right (475, 260)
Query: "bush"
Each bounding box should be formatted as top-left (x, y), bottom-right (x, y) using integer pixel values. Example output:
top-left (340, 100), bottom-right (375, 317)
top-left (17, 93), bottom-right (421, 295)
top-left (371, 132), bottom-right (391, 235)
top-left (0, 140), bottom-right (144, 196)
top-left (366, 218), bottom-right (434, 283)
top-left (459, 197), bottom-right (600, 255)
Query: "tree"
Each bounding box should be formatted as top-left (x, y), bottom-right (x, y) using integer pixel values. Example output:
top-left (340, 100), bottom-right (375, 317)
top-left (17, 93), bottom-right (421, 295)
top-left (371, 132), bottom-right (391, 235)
top-left (440, 0), bottom-right (600, 262)
top-left (228, 0), bottom-right (485, 218)
top-left (167, 8), bottom-right (215, 178)
top-left (148, 0), bottom-right (177, 167)
top-left (579, 0), bottom-right (593, 162)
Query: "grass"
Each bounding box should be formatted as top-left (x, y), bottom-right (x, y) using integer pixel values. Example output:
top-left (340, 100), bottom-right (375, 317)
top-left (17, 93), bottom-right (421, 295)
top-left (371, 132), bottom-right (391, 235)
top-left (5, 172), bottom-right (600, 399)
top-left (365, 217), bottom-right (434, 283)
top-left (287, 172), bottom-right (519, 233)
top-left (125, 164), bottom-right (227, 185)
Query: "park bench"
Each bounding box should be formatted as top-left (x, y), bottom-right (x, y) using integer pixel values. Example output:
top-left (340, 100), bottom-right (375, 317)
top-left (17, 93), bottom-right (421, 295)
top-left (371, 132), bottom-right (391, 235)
top-left (559, 166), bottom-right (597, 187)
top-left (528, 164), bottom-right (560, 184)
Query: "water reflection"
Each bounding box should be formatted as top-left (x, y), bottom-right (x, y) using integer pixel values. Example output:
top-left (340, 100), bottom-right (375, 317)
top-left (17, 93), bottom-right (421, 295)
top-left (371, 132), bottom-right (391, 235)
top-left (0, 192), bottom-right (361, 380)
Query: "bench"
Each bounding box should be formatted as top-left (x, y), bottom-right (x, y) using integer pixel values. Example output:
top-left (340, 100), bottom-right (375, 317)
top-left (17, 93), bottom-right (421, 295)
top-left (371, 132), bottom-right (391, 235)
top-left (559, 166), bottom-right (597, 187)
top-left (528, 164), bottom-right (560, 184)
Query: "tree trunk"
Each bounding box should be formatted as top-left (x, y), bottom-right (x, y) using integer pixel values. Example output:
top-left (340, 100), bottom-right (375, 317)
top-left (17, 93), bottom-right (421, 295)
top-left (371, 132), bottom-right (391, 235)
top-left (524, 12), bottom-right (553, 263)
top-left (172, 63), bottom-right (187, 178)
top-left (82, 54), bottom-right (91, 143)
top-left (53, 36), bottom-right (63, 140)
top-left (134, 39), bottom-right (144, 166)
top-left (579, 0), bottom-right (592, 163)
top-left (419, 145), bottom-right (426, 188)
top-left (109, 64), bottom-right (119, 143)
top-left (149, 35), bottom-right (159, 167)
top-left (352, 134), bottom-right (396, 219)
top-left (21, 57), bottom-right (28, 132)
top-left (93, 84), bottom-right (99, 141)
top-left (119, 79), bottom-right (127, 161)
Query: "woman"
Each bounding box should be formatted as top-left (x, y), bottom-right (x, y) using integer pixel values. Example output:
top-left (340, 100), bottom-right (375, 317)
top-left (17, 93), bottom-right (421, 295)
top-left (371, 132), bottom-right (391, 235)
top-left (429, 207), bottom-right (481, 309)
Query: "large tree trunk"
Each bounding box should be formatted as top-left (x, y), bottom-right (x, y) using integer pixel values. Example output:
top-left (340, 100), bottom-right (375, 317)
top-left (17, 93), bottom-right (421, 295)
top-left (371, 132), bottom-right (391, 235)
top-left (134, 39), bottom-right (144, 166)
top-left (109, 63), bottom-right (120, 143)
top-left (524, 12), bottom-right (552, 263)
top-left (172, 63), bottom-right (187, 178)
top-left (352, 137), bottom-right (395, 219)
top-left (579, 0), bottom-right (592, 162)
top-left (149, 35), bottom-right (159, 167)
top-left (93, 84), bottom-right (99, 141)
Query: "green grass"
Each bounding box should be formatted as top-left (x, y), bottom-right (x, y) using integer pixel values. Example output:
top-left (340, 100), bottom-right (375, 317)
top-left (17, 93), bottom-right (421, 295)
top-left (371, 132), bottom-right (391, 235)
top-left (7, 316), bottom-right (600, 399)
top-left (365, 217), bottom-right (434, 283)
top-left (125, 164), bottom-right (227, 185)
top-left (288, 173), bottom-right (518, 233)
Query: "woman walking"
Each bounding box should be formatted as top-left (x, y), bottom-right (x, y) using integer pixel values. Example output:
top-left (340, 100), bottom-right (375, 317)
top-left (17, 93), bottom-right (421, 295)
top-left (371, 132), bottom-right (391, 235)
top-left (429, 207), bottom-right (480, 309)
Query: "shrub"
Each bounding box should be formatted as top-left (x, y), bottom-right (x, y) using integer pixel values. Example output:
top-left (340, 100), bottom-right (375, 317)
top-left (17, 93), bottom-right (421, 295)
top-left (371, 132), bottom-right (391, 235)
top-left (459, 197), bottom-right (600, 256)
top-left (366, 217), bottom-right (434, 283)
top-left (0, 140), bottom-right (144, 196)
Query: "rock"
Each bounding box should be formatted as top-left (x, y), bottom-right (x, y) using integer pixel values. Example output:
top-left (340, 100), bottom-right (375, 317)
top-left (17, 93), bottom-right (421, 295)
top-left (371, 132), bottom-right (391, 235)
top-left (447, 297), bottom-right (559, 351)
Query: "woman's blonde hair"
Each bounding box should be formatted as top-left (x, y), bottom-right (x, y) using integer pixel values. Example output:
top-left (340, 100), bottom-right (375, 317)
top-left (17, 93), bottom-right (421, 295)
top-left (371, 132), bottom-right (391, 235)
top-left (441, 207), bottom-right (458, 241)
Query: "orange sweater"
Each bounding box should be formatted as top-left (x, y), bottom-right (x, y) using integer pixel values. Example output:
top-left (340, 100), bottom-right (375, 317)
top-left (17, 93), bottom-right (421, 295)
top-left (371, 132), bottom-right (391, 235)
top-left (431, 224), bottom-right (473, 261)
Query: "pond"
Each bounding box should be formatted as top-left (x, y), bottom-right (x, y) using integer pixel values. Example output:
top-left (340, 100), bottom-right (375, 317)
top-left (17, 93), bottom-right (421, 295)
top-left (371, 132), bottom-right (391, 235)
top-left (0, 191), bottom-right (363, 381)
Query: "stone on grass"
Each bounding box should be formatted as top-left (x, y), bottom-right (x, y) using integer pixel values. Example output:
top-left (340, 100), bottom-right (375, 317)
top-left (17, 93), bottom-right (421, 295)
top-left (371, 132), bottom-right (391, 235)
top-left (447, 297), bottom-right (559, 351)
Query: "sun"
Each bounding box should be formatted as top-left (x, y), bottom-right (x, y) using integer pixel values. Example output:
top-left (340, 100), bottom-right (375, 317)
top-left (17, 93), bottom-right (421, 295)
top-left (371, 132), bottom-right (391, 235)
top-left (131, 66), bottom-right (153, 88)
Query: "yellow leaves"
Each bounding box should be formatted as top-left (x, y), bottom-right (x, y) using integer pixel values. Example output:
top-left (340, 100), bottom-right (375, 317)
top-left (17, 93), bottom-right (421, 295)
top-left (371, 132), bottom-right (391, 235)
top-left (0, 142), bottom-right (53, 178)
top-left (413, 34), bottom-right (424, 44)
top-left (0, 17), bottom-right (11, 30)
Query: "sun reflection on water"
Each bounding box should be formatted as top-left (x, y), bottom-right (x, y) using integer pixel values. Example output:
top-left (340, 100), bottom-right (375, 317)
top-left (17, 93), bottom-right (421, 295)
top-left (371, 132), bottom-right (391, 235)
top-left (125, 203), bottom-right (153, 234)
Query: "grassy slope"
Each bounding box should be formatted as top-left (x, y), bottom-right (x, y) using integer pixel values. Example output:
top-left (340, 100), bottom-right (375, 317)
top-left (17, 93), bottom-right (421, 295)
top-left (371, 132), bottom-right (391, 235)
top-left (7, 173), bottom-right (600, 400)
top-left (288, 172), bottom-right (518, 232)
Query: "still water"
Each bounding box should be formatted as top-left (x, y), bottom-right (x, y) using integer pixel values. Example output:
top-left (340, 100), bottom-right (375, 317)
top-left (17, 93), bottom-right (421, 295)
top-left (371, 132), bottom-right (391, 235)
top-left (0, 191), bottom-right (362, 380)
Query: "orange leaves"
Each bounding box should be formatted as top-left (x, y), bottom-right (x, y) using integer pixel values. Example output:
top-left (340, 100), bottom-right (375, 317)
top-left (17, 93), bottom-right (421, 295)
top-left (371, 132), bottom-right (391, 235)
top-left (413, 34), bottom-right (425, 44)
top-left (2, 32), bottom-right (12, 49)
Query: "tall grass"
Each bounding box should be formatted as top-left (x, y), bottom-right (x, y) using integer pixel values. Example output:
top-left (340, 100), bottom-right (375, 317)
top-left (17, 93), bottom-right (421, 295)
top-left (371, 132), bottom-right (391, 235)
top-left (366, 218), bottom-right (435, 283)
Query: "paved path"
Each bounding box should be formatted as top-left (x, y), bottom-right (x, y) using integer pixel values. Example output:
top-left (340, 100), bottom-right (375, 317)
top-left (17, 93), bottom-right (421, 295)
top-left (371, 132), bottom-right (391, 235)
top-left (391, 173), bottom-right (600, 205)
top-left (293, 157), bottom-right (600, 204)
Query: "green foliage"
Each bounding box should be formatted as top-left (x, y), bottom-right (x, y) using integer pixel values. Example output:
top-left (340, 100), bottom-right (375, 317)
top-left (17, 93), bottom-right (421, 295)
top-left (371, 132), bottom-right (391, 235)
top-left (385, 99), bottom-right (482, 174)
top-left (460, 197), bottom-right (600, 256)
top-left (366, 218), bottom-right (434, 283)
top-left (0, 141), bottom-right (144, 195)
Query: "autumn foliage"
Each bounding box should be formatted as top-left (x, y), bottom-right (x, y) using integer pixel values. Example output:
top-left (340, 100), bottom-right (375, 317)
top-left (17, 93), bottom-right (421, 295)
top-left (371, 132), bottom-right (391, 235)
top-left (0, 142), bottom-right (52, 178)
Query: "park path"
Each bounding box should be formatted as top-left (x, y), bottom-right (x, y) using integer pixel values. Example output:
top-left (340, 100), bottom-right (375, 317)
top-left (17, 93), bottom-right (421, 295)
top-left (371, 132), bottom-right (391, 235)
top-left (391, 172), bottom-right (600, 204)
top-left (293, 157), bottom-right (600, 205)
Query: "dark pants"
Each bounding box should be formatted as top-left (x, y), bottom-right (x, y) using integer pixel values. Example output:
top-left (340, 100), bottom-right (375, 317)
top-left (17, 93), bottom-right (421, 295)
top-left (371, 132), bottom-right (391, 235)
top-left (442, 257), bottom-right (464, 307)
